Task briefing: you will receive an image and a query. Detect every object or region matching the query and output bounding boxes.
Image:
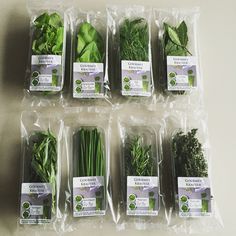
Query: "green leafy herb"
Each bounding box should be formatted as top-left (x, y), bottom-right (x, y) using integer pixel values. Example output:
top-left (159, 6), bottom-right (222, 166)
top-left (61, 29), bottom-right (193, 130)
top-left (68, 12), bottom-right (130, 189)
top-left (171, 129), bottom-right (208, 180)
top-left (32, 12), bottom-right (64, 55)
top-left (163, 21), bottom-right (191, 56)
top-left (120, 18), bottom-right (149, 61)
top-left (76, 22), bottom-right (104, 63)
top-left (125, 135), bottom-right (154, 176)
top-left (29, 130), bottom-right (57, 215)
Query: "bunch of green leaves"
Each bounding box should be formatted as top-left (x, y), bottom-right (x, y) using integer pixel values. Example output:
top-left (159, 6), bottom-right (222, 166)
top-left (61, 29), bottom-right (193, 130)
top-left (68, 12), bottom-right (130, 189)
top-left (125, 135), bottom-right (154, 176)
top-left (74, 128), bottom-right (105, 177)
top-left (76, 22), bottom-right (104, 63)
top-left (32, 12), bottom-right (64, 55)
top-left (29, 130), bottom-right (57, 214)
top-left (171, 129), bottom-right (208, 179)
top-left (120, 18), bottom-right (149, 61)
top-left (163, 21), bottom-right (192, 56)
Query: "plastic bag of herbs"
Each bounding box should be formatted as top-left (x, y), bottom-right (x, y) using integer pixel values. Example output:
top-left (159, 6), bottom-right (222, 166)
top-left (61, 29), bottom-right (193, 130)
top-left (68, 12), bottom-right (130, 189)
top-left (24, 0), bottom-right (68, 106)
top-left (63, 106), bottom-right (114, 232)
top-left (115, 108), bottom-right (167, 230)
top-left (18, 109), bottom-right (63, 233)
top-left (154, 8), bottom-right (202, 104)
top-left (163, 109), bottom-right (223, 233)
top-left (68, 9), bottom-right (110, 101)
top-left (107, 5), bottom-right (154, 98)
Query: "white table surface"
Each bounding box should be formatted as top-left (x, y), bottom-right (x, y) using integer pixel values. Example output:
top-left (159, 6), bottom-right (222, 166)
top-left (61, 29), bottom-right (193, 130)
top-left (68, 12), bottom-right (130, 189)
top-left (0, 0), bottom-right (235, 235)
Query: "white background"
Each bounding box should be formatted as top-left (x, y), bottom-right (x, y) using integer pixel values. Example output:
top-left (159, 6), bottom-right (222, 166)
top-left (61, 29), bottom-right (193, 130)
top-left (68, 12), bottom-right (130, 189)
top-left (0, 0), bottom-right (235, 235)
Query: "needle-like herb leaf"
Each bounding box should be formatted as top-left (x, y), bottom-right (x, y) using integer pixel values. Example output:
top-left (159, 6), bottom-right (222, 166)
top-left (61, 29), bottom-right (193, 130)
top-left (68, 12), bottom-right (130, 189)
top-left (125, 135), bottom-right (154, 176)
top-left (120, 18), bottom-right (149, 61)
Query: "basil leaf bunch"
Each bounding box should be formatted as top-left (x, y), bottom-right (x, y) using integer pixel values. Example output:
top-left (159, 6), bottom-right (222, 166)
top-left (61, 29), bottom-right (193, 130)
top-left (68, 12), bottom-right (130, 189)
top-left (76, 22), bottom-right (104, 63)
top-left (29, 130), bottom-right (57, 214)
top-left (163, 21), bottom-right (192, 56)
top-left (125, 135), bottom-right (154, 176)
top-left (74, 128), bottom-right (105, 177)
top-left (120, 18), bottom-right (149, 61)
top-left (171, 129), bottom-right (208, 179)
top-left (32, 12), bottom-right (64, 55)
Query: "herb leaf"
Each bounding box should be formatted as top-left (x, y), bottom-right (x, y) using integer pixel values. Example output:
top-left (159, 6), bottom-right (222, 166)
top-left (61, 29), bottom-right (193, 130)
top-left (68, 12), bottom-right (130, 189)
top-left (125, 135), bottom-right (154, 176)
top-left (177, 21), bottom-right (188, 47)
top-left (29, 130), bottom-right (57, 215)
top-left (32, 12), bottom-right (64, 55)
top-left (120, 18), bottom-right (149, 61)
top-left (76, 22), bottom-right (104, 63)
top-left (172, 129), bottom-right (208, 179)
top-left (167, 26), bottom-right (182, 46)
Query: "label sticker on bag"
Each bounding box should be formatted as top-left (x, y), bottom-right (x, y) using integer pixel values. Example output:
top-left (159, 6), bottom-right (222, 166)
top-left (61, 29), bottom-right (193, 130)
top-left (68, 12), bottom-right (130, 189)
top-left (127, 176), bottom-right (159, 216)
top-left (20, 183), bottom-right (52, 224)
top-left (73, 176), bottom-right (105, 217)
top-left (121, 60), bottom-right (151, 96)
top-left (178, 177), bottom-right (212, 217)
top-left (167, 56), bottom-right (197, 91)
top-left (73, 63), bottom-right (104, 98)
top-left (30, 55), bottom-right (62, 92)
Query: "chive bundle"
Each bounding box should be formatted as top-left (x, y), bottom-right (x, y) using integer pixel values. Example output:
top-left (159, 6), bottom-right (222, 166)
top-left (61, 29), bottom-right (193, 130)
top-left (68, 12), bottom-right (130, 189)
top-left (74, 127), bottom-right (105, 177)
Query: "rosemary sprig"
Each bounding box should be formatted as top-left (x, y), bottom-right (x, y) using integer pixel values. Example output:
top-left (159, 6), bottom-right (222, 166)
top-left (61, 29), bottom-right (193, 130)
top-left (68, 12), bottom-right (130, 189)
top-left (125, 135), bottom-right (154, 176)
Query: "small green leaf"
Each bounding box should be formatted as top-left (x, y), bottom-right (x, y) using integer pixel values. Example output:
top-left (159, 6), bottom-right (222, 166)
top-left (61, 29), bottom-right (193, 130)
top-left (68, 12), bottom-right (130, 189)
top-left (167, 26), bottom-right (182, 46)
top-left (177, 21), bottom-right (188, 47)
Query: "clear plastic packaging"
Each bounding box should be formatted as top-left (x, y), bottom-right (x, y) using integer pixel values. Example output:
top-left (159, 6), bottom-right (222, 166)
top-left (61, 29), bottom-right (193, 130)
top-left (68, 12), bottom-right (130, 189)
top-left (63, 106), bottom-right (114, 232)
top-left (107, 5), bottom-right (154, 98)
top-left (154, 8), bottom-right (203, 106)
top-left (18, 109), bottom-right (63, 233)
top-left (68, 9), bottom-right (110, 101)
top-left (115, 109), bottom-right (166, 230)
top-left (163, 109), bottom-right (223, 233)
top-left (23, 0), bottom-right (68, 106)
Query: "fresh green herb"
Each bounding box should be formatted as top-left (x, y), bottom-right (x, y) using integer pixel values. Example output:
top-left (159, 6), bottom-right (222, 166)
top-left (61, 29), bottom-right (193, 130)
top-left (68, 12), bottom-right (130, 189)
top-left (29, 130), bottom-right (57, 215)
top-left (172, 129), bottom-right (208, 180)
top-left (74, 128), bottom-right (105, 211)
top-left (74, 127), bottom-right (105, 176)
top-left (120, 18), bottom-right (149, 61)
top-left (76, 22), bottom-right (104, 63)
top-left (163, 21), bottom-right (191, 56)
top-left (125, 135), bottom-right (154, 176)
top-left (32, 12), bottom-right (64, 55)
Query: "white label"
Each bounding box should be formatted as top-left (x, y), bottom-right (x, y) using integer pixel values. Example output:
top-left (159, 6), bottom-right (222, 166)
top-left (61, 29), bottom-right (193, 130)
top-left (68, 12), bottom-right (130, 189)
top-left (81, 198), bottom-right (96, 208)
top-left (130, 80), bottom-right (142, 89)
top-left (31, 55), bottom-right (61, 65)
top-left (38, 75), bottom-right (52, 84)
top-left (81, 82), bottom-right (95, 91)
top-left (122, 60), bottom-right (150, 71)
top-left (74, 62), bottom-right (103, 73)
top-left (127, 176), bottom-right (158, 188)
top-left (175, 75), bottom-right (188, 84)
top-left (21, 183), bottom-right (52, 194)
top-left (167, 56), bottom-right (197, 66)
top-left (178, 177), bottom-right (210, 188)
top-left (30, 206), bottom-right (43, 215)
top-left (73, 176), bottom-right (104, 188)
top-left (136, 198), bottom-right (149, 207)
top-left (188, 199), bottom-right (202, 209)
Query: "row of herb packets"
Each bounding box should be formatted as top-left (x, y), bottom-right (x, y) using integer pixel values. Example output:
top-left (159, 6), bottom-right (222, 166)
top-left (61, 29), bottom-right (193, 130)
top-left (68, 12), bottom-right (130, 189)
top-left (24, 3), bottom-right (201, 105)
top-left (18, 106), bottom-right (221, 233)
